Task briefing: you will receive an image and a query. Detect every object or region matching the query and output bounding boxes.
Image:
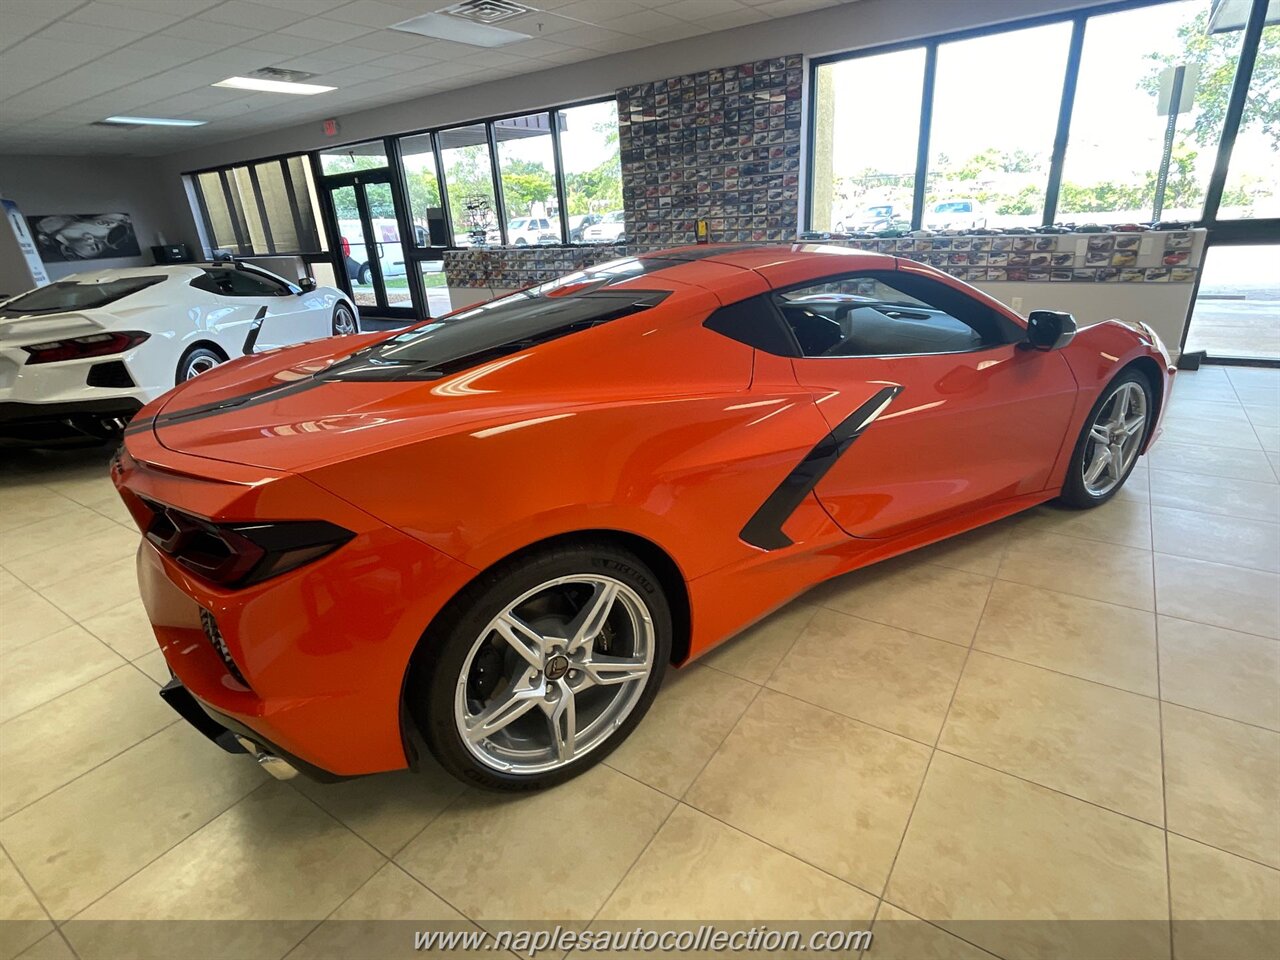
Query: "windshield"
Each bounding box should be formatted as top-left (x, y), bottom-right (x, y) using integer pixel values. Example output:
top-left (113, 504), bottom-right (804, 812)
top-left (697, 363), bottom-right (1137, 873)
top-left (327, 261), bottom-right (670, 381)
top-left (1, 276), bottom-right (165, 315)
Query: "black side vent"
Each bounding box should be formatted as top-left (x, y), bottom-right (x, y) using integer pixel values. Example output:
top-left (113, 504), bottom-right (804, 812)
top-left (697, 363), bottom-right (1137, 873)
top-left (87, 361), bottom-right (135, 388)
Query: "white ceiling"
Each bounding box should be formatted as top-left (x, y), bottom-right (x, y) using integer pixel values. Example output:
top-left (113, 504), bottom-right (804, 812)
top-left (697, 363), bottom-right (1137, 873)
top-left (0, 0), bottom-right (848, 157)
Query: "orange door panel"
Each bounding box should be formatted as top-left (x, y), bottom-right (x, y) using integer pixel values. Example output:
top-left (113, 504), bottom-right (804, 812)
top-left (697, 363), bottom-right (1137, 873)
top-left (793, 345), bottom-right (1078, 539)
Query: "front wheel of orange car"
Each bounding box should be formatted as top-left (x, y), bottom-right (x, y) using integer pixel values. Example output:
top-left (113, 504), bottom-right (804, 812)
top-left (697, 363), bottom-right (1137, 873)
top-left (409, 542), bottom-right (672, 791)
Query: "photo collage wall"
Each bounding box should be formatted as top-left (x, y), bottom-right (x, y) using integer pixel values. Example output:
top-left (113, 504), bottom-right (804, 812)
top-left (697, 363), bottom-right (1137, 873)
top-left (824, 230), bottom-right (1202, 284)
top-left (618, 54), bottom-right (804, 247)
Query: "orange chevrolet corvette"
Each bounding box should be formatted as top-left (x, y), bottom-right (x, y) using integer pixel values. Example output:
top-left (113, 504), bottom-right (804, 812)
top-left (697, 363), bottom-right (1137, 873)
top-left (112, 244), bottom-right (1173, 790)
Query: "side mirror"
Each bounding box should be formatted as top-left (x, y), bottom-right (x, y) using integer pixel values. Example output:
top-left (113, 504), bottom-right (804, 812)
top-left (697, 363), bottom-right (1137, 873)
top-left (297, 276), bottom-right (317, 295)
top-left (1024, 309), bottom-right (1077, 351)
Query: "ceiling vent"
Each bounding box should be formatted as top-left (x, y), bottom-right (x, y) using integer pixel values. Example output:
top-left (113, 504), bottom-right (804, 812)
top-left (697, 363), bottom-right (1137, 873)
top-left (92, 119), bottom-right (140, 129)
top-left (246, 66), bottom-right (318, 84)
top-left (439, 0), bottom-right (534, 25)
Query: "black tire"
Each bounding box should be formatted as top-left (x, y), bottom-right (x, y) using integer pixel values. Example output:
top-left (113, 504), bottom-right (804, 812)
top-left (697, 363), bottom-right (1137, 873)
top-left (331, 301), bottom-right (358, 336)
top-left (175, 345), bottom-right (225, 385)
top-left (357, 264), bottom-right (371, 285)
top-left (1058, 368), bottom-right (1153, 509)
top-left (408, 541), bottom-right (672, 791)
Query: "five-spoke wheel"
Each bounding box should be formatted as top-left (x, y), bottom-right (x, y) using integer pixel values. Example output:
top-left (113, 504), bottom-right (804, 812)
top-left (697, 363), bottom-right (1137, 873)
top-left (410, 543), bottom-right (670, 790)
top-left (1060, 369), bottom-right (1153, 508)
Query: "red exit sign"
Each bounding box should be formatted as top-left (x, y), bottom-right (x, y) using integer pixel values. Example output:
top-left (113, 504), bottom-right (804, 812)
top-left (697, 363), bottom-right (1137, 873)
top-left (322, 118), bottom-right (339, 137)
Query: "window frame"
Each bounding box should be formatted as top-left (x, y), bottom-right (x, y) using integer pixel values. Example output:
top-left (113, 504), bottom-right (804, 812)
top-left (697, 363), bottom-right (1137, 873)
top-left (185, 152), bottom-right (325, 258)
top-left (805, 0), bottom-right (1279, 235)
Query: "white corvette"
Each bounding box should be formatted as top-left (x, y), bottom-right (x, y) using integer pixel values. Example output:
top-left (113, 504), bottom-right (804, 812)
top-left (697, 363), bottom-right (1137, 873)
top-left (0, 262), bottom-right (358, 444)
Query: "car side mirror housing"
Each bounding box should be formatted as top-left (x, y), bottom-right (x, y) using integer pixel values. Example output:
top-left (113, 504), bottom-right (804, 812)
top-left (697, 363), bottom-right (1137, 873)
top-left (297, 277), bottom-right (317, 295)
top-left (1023, 309), bottom-right (1077, 351)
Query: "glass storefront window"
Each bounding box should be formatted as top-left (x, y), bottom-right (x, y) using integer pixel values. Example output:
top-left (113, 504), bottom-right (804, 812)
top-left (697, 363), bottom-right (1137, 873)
top-left (319, 140), bottom-right (389, 175)
top-left (927, 22), bottom-right (1071, 229)
top-left (495, 112), bottom-right (562, 244)
top-left (254, 161), bottom-right (297, 252)
top-left (439, 123), bottom-right (499, 247)
top-left (1059, 1), bottom-right (1243, 223)
top-left (1219, 23), bottom-right (1280, 220)
top-left (557, 100), bottom-right (623, 241)
top-left (811, 48), bottom-right (925, 233)
top-left (1185, 243), bottom-right (1280, 360)
top-left (399, 132), bottom-right (445, 246)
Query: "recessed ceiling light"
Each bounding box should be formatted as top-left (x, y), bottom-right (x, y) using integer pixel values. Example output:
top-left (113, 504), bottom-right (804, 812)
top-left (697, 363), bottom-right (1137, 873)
top-left (101, 116), bottom-right (207, 126)
top-left (389, 11), bottom-right (531, 47)
top-left (213, 76), bottom-right (335, 95)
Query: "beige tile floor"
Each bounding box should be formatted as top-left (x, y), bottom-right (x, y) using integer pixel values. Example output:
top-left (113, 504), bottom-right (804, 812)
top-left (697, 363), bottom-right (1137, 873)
top-left (0, 366), bottom-right (1277, 960)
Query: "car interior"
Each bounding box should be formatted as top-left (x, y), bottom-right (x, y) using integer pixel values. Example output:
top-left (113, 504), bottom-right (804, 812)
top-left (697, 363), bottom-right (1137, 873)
top-left (775, 272), bottom-right (1016, 357)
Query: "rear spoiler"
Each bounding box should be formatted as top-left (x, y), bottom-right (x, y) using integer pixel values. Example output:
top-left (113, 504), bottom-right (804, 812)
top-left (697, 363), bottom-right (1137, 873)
top-left (0, 312), bottom-right (107, 343)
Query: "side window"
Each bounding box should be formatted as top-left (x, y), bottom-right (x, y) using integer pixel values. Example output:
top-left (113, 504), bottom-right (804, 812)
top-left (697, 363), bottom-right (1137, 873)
top-left (193, 269), bottom-right (288, 297)
top-left (774, 270), bottom-right (1013, 358)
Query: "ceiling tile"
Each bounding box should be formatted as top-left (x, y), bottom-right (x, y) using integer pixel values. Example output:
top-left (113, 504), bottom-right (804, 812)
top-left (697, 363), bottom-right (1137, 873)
top-left (238, 32), bottom-right (335, 55)
top-left (200, 1), bottom-right (302, 31)
top-left (161, 18), bottom-right (264, 46)
top-left (343, 29), bottom-right (437, 53)
top-left (279, 17), bottom-right (376, 42)
top-left (67, 1), bottom-right (185, 31)
top-left (324, 0), bottom-right (417, 27)
top-left (659, 0), bottom-right (749, 22)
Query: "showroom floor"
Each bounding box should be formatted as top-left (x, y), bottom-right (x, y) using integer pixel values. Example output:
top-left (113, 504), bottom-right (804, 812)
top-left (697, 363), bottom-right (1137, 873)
top-left (1, 366), bottom-right (1277, 960)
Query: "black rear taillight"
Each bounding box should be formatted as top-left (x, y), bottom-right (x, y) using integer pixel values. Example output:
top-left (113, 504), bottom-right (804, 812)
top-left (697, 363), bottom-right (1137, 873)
top-left (23, 330), bottom-right (150, 364)
top-left (141, 499), bottom-right (351, 588)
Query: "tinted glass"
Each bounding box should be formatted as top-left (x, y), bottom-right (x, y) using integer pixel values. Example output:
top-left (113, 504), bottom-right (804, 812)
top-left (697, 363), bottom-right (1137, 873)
top-left (2, 276), bottom-right (165, 314)
top-left (926, 22), bottom-right (1071, 229)
top-left (319, 140), bottom-right (388, 175)
top-left (1220, 22), bottom-right (1280, 220)
top-left (496, 112), bottom-right (563, 243)
top-left (400, 132), bottom-right (444, 247)
top-left (811, 47), bottom-right (925, 233)
top-left (331, 274), bottom-right (669, 377)
top-left (439, 123), bottom-right (498, 246)
top-left (558, 101), bottom-right (622, 236)
top-left (192, 269), bottom-right (286, 297)
top-left (1060, 1), bottom-right (1243, 224)
top-left (775, 272), bottom-right (1007, 357)
top-left (197, 172), bottom-right (239, 251)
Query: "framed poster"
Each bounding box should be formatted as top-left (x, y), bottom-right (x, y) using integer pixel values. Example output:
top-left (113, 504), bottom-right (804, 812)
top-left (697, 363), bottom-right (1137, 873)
top-left (26, 212), bottom-right (141, 262)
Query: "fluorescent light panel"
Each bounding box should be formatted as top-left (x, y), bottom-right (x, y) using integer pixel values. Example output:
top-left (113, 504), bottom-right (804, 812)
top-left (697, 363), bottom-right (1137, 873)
top-left (389, 12), bottom-right (530, 47)
top-left (102, 115), bottom-right (206, 126)
top-left (213, 76), bottom-right (335, 95)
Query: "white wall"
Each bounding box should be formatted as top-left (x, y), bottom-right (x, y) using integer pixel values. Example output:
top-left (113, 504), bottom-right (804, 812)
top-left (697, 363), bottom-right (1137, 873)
top-left (0, 155), bottom-right (195, 281)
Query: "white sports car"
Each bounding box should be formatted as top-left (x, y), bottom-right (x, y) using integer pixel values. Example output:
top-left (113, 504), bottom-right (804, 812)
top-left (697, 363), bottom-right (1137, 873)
top-left (0, 262), bottom-right (358, 444)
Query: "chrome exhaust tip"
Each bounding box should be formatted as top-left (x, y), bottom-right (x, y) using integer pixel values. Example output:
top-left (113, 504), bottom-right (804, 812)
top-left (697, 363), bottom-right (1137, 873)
top-left (234, 735), bottom-right (299, 780)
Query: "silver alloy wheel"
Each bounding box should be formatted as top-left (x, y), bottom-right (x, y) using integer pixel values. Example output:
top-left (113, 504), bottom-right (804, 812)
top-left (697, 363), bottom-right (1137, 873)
top-left (333, 304), bottom-right (357, 335)
top-left (1082, 380), bottom-right (1148, 497)
top-left (454, 575), bottom-right (655, 775)
top-left (184, 354), bottom-right (220, 380)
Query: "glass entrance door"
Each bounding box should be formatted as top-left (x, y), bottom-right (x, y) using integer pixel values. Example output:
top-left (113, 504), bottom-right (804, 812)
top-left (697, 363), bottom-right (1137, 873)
top-left (323, 173), bottom-right (417, 318)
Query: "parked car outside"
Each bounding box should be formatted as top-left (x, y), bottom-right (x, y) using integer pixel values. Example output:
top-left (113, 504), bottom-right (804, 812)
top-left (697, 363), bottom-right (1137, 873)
top-left (581, 210), bottom-right (627, 243)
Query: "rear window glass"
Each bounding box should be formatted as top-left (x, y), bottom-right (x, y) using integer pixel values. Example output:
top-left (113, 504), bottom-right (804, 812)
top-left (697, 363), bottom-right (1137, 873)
top-left (329, 266), bottom-right (670, 380)
top-left (1, 276), bottom-right (165, 315)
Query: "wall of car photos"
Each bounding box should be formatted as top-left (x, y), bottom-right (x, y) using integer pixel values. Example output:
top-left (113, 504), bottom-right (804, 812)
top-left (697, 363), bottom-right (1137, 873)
top-left (824, 228), bottom-right (1205, 285)
top-left (442, 243), bottom-right (629, 290)
top-left (618, 55), bottom-right (804, 247)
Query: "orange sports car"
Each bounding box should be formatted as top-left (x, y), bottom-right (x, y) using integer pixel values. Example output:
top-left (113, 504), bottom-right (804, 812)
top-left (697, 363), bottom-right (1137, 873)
top-left (112, 244), bottom-right (1173, 790)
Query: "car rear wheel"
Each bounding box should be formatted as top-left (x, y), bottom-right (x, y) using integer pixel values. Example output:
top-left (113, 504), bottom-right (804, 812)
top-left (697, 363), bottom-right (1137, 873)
top-left (176, 345), bottom-right (225, 384)
top-left (409, 542), bottom-right (671, 791)
top-left (331, 302), bottom-right (358, 336)
top-left (1058, 369), bottom-right (1152, 508)
top-left (357, 264), bottom-right (371, 285)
